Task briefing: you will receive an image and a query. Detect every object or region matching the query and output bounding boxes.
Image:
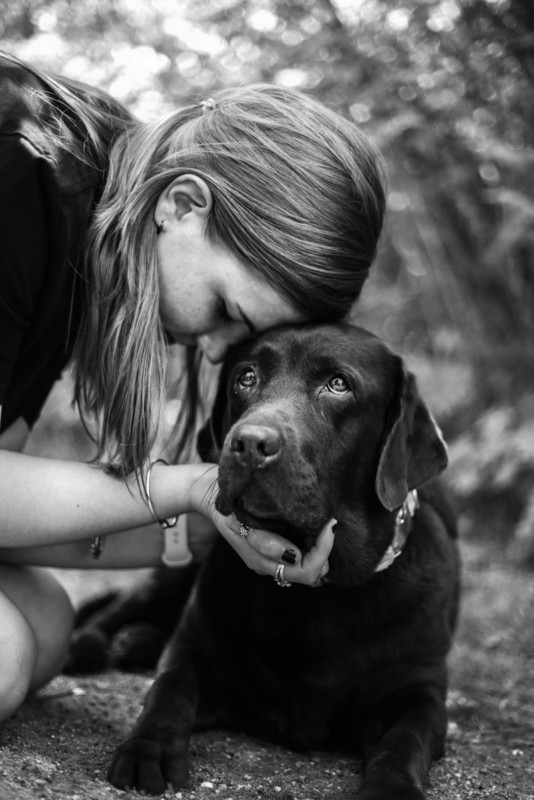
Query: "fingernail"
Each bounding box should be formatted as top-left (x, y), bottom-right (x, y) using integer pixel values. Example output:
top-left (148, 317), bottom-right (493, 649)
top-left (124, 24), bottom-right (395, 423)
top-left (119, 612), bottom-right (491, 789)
top-left (320, 562), bottom-right (329, 578)
top-left (331, 519), bottom-right (338, 533)
top-left (281, 547), bottom-right (297, 565)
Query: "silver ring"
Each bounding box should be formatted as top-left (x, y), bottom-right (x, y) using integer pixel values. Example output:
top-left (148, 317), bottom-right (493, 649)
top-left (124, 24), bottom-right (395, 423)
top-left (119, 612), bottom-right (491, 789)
top-left (239, 522), bottom-right (250, 539)
top-left (274, 563), bottom-right (292, 588)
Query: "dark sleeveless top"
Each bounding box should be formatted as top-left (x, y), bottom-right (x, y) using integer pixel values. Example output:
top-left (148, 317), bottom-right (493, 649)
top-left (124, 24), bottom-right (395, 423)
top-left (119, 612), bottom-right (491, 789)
top-left (0, 55), bottom-right (124, 431)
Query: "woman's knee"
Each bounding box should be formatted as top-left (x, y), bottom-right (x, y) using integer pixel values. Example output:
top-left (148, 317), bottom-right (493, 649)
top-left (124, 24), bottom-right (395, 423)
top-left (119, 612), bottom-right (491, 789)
top-left (0, 591), bottom-right (37, 722)
top-left (0, 565), bottom-right (75, 694)
top-left (26, 569), bottom-right (75, 689)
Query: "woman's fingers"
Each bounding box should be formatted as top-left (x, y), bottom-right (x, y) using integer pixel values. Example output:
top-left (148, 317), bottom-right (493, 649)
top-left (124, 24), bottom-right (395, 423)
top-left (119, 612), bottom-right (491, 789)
top-left (236, 522), bottom-right (302, 566)
top-left (215, 512), bottom-right (336, 587)
top-left (281, 518), bottom-right (336, 586)
top-left (214, 513), bottom-right (301, 569)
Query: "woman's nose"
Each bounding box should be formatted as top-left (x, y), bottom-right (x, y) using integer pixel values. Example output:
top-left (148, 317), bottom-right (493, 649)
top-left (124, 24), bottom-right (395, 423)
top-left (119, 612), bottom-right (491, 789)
top-left (197, 335), bottom-right (228, 364)
top-left (197, 324), bottom-right (250, 364)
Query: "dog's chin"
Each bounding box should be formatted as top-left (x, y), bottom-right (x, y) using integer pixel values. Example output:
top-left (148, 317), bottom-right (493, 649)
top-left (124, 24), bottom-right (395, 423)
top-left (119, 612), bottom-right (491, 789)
top-left (215, 494), bottom-right (325, 551)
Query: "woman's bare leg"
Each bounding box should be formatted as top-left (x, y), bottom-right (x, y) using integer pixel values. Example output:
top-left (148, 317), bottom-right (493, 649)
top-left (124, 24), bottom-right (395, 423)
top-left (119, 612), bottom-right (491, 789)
top-left (0, 565), bottom-right (74, 722)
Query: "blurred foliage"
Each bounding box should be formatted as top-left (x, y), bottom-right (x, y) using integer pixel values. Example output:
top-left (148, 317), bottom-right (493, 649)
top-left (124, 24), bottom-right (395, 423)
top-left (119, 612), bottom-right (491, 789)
top-left (3, 0), bottom-right (533, 552)
top-left (447, 396), bottom-right (534, 563)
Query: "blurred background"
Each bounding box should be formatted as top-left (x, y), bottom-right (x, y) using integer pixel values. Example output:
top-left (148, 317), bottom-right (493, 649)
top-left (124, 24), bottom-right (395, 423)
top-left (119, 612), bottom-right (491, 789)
top-left (2, 0), bottom-right (533, 561)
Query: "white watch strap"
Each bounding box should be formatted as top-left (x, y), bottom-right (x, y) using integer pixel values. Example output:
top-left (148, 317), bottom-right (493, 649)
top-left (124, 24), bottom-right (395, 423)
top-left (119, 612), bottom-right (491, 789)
top-left (161, 515), bottom-right (193, 567)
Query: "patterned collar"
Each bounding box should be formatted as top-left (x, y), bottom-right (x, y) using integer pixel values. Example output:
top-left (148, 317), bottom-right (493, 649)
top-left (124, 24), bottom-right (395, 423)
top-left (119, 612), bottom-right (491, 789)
top-left (375, 490), bottom-right (419, 573)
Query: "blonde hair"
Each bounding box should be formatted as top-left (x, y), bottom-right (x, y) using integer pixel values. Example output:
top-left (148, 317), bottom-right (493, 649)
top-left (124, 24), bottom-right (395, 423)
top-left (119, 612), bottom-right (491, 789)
top-left (75, 84), bottom-right (386, 477)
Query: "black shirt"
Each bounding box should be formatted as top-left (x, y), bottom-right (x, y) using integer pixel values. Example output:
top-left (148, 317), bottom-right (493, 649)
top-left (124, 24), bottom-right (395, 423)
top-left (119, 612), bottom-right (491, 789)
top-left (0, 56), bottom-right (108, 431)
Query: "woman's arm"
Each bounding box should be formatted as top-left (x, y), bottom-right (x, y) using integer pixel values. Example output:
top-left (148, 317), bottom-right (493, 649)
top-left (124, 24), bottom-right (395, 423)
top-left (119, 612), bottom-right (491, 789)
top-left (0, 449), bottom-right (333, 585)
top-left (0, 512), bottom-right (216, 569)
top-left (0, 448), bottom-right (211, 547)
top-left (0, 414), bottom-right (332, 584)
top-left (0, 525), bottom-right (163, 569)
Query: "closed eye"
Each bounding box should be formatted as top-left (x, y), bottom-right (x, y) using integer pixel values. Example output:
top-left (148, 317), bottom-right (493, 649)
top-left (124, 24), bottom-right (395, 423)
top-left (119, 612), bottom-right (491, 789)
top-left (217, 298), bottom-right (256, 335)
top-left (216, 297), bottom-right (232, 325)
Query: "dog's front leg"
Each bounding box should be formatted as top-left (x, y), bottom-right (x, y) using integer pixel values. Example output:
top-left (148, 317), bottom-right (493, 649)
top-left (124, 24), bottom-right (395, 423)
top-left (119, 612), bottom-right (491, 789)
top-left (358, 683), bottom-right (447, 800)
top-left (107, 646), bottom-right (198, 795)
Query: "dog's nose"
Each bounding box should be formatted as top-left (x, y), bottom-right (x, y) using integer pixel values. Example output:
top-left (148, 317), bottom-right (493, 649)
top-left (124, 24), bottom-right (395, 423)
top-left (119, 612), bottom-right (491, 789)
top-left (229, 424), bottom-right (281, 469)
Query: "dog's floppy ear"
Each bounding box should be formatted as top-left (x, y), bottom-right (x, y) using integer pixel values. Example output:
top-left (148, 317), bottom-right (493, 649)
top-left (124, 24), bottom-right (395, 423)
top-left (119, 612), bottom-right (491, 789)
top-left (196, 364), bottom-right (233, 463)
top-left (376, 366), bottom-right (448, 510)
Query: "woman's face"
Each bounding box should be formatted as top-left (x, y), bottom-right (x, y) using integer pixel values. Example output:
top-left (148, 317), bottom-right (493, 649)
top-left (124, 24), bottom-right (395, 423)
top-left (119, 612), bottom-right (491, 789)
top-left (157, 216), bottom-right (307, 364)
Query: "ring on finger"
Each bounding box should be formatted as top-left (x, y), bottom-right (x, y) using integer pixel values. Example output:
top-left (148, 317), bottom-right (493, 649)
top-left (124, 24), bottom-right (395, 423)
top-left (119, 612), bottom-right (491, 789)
top-left (274, 563), bottom-right (292, 588)
top-left (239, 522), bottom-right (250, 539)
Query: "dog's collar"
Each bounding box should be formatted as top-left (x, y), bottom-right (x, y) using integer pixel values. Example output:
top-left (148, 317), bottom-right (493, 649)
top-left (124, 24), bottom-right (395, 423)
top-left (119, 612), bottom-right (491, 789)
top-left (374, 490), bottom-right (419, 573)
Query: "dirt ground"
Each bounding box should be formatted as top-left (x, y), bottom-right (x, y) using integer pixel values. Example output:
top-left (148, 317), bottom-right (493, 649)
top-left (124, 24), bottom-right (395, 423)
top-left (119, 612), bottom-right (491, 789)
top-left (0, 540), bottom-right (533, 800)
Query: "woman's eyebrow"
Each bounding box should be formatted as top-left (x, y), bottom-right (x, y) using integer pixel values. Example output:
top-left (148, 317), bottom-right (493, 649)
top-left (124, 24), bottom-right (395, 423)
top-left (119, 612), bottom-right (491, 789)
top-left (236, 303), bottom-right (256, 334)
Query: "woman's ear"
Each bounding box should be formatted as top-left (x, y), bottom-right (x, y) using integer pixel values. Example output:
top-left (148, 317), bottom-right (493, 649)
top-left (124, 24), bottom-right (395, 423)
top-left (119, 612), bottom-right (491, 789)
top-left (154, 174), bottom-right (213, 225)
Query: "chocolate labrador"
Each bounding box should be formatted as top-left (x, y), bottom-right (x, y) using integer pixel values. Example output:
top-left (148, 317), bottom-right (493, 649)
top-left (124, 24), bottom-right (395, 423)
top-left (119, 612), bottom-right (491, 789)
top-left (67, 323), bottom-right (460, 799)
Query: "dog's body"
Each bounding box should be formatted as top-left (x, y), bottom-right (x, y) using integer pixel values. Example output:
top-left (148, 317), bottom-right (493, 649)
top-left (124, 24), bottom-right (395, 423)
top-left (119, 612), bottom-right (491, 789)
top-left (68, 323), bottom-right (460, 799)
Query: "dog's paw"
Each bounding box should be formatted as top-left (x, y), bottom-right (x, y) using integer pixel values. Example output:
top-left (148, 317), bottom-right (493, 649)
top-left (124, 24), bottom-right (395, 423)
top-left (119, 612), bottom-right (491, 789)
top-left (63, 628), bottom-right (111, 674)
top-left (107, 736), bottom-right (188, 795)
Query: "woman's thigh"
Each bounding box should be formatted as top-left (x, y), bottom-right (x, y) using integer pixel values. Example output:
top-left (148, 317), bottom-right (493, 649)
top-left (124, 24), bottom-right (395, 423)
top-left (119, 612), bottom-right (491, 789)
top-left (0, 564), bottom-right (74, 690)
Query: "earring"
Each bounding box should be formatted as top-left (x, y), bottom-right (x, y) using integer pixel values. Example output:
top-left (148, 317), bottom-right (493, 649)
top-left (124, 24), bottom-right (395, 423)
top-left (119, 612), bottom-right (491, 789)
top-left (155, 219), bottom-right (166, 234)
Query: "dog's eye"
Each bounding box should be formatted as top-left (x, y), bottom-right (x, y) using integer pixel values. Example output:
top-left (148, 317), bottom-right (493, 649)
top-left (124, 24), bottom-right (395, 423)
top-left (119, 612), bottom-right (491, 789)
top-left (325, 375), bottom-right (349, 395)
top-left (236, 367), bottom-right (257, 389)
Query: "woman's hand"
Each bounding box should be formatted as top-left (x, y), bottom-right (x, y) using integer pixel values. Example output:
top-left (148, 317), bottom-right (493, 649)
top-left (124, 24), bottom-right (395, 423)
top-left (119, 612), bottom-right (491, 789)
top-left (189, 464), bottom-right (335, 587)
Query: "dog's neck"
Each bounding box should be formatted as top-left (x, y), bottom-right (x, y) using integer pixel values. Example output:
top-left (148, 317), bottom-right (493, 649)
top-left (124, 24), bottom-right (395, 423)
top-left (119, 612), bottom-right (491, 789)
top-left (374, 490), bottom-right (419, 573)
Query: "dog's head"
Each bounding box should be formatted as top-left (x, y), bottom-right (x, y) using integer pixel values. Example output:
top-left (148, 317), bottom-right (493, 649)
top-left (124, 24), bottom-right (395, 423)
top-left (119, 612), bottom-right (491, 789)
top-left (198, 323), bottom-right (447, 586)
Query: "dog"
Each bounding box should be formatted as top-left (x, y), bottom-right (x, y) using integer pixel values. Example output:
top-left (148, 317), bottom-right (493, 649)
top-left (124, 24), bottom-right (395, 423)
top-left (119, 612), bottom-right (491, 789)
top-left (67, 322), bottom-right (460, 799)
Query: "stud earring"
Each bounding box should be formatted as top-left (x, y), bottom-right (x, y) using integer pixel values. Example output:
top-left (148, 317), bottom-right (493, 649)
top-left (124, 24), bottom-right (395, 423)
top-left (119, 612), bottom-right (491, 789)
top-left (155, 219), bottom-right (166, 234)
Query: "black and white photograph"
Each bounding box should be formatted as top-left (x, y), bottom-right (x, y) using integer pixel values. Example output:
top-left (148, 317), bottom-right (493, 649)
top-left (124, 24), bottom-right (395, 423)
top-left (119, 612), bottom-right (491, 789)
top-left (0, 1), bottom-right (533, 799)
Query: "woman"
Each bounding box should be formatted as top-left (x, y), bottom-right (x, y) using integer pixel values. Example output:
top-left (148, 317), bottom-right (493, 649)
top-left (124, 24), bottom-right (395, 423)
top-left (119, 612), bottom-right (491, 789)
top-left (0, 51), bottom-right (385, 721)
